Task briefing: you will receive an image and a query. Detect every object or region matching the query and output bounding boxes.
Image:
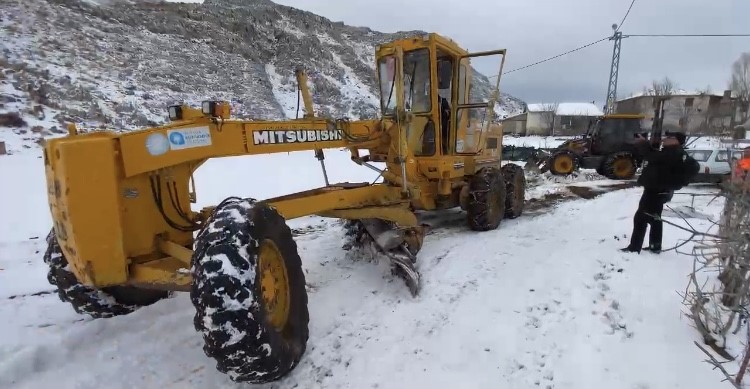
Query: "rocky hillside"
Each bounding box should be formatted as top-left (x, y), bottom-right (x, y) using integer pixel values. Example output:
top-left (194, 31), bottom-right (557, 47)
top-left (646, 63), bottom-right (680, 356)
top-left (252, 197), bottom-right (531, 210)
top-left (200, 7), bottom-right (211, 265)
top-left (0, 0), bottom-right (525, 153)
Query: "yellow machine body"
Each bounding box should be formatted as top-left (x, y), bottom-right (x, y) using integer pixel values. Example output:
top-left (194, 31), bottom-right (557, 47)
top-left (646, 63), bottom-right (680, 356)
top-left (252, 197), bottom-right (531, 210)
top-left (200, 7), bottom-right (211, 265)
top-left (43, 33), bottom-right (508, 291)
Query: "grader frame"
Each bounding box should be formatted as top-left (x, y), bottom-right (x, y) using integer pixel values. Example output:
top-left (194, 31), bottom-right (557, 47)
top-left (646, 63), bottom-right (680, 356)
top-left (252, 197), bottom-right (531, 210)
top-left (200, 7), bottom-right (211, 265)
top-left (41, 33), bottom-right (525, 383)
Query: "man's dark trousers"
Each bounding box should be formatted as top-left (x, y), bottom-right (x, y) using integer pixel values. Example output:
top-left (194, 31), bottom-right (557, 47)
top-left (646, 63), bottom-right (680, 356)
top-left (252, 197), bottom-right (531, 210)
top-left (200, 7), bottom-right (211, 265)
top-left (628, 188), bottom-right (670, 250)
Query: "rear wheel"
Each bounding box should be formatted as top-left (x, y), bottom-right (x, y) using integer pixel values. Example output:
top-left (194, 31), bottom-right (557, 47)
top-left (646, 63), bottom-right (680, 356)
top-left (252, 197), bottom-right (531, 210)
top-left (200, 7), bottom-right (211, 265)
top-left (501, 163), bottom-right (525, 219)
top-left (602, 152), bottom-right (636, 180)
top-left (191, 198), bottom-right (309, 383)
top-left (467, 167), bottom-right (506, 231)
top-left (548, 151), bottom-right (578, 176)
top-left (43, 229), bottom-right (169, 319)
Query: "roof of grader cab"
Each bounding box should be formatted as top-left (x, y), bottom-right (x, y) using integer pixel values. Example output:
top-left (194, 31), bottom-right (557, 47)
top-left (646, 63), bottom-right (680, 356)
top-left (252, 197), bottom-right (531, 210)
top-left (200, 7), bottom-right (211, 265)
top-left (376, 33), bottom-right (469, 56)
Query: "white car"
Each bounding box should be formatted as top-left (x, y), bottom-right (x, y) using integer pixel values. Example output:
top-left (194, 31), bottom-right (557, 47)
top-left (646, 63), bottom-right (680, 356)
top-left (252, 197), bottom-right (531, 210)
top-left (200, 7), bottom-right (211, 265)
top-left (686, 147), bottom-right (744, 183)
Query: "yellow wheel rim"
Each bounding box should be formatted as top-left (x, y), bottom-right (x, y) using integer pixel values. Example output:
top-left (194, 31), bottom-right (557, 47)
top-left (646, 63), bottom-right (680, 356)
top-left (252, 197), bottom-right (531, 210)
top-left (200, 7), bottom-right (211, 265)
top-left (553, 155), bottom-right (574, 173)
top-left (258, 239), bottom-right (290, 332)
top-left (613, 159), bottom-right (633, 178)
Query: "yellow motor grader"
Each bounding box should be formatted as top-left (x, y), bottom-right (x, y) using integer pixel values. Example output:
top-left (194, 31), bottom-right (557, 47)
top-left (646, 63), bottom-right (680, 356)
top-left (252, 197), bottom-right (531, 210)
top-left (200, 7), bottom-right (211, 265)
top-left (41, 33), bottom-right (525, 383)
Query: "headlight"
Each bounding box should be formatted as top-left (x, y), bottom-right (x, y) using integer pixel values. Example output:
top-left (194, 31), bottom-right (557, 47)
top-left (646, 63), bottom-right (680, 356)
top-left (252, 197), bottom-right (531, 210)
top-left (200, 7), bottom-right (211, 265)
top-left (202, 101), bottom-right (217, 116)
top-left (168, 105), bottom-right (182, 121)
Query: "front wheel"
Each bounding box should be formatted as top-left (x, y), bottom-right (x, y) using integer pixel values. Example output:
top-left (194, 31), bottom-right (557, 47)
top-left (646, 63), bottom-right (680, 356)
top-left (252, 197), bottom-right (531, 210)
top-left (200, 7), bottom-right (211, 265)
top-left (191, 198), bottom-right (309, 383)
top-left (602, 152), bottom-right (636, 180)
top-left (548, 150), bottom-right (578, 176)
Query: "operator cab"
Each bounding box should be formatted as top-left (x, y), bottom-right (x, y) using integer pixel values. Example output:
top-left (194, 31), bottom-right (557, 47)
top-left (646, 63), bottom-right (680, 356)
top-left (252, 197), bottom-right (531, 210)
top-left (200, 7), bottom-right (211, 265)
top-left (588, 114), bottom-right (645, 155)
top-left (375, 33), bottom-right (507, 159)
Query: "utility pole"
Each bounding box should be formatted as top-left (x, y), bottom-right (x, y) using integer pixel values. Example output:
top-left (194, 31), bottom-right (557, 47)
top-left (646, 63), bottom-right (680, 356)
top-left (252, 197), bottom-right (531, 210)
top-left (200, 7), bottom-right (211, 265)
top-left (604, 24), bottom-right (627, 115)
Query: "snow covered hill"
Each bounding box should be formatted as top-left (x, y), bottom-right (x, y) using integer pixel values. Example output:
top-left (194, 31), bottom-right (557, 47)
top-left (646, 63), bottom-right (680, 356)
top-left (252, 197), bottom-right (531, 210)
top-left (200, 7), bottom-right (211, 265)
top-left (0, 0), bottom-right (525, 152)
top-left (0, 149), bottom-right (739, 389)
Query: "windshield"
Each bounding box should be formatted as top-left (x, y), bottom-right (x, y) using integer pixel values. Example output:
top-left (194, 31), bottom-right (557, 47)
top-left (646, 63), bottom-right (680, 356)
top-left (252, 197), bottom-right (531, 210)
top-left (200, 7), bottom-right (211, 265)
top-left (378, 49), bottom-right (431, 116)
top-left (378, 55), bottom-right (397, 115)
top-left (593, 117), bottom-right (644, 139)
top-left (600, 118), bottom-right (642, 134)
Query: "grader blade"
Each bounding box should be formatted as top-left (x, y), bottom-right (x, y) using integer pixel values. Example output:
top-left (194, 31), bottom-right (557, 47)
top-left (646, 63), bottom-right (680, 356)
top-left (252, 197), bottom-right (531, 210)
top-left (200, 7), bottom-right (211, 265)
top-left (360, 219), bottom-right (407, 251)
top-left (352, 218), bottom-right (425, 296)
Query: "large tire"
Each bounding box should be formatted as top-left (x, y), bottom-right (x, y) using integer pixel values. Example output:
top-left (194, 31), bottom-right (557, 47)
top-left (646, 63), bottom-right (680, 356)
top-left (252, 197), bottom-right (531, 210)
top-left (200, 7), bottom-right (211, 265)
top-left (548, 150), bottom-right (578, 176)
top-left (501, 163), bottom-right (526, 219)
top-left (191, 198), bottom-right (309, 383)
top-left (43, 229), bottom-right (169, 318)
top-left (602, 152), bottom-right (636, 180)
top-left (466, 167), bottom-right (507, 231)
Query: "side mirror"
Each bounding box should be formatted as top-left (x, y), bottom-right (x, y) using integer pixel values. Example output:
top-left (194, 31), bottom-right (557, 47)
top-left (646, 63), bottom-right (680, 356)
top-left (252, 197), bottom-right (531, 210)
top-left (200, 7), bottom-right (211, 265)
top-left (438, 60), bottom-right (452, 90)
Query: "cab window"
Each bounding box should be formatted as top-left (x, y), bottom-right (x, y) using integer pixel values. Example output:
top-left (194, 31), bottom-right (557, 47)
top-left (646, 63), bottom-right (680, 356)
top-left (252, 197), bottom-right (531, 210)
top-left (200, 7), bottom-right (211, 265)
top-left (377, 49), bottom-right (432, 115)
top-left (403, 49), bottom-right (431, 113)
top-left (458, 63), bottom-right (467, 105)
top-left (378, 55), bottom-right (397, 115)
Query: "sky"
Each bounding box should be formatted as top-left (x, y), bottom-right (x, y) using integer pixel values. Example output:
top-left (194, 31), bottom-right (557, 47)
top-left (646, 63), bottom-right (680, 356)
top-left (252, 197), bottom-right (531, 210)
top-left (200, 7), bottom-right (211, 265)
top-left (167, 0), bottom-right (749, 106)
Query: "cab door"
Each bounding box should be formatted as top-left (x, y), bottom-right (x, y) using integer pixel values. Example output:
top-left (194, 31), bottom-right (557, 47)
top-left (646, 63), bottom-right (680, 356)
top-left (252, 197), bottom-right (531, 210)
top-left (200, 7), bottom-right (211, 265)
top-left (450, 49), bottom-right (507, 159)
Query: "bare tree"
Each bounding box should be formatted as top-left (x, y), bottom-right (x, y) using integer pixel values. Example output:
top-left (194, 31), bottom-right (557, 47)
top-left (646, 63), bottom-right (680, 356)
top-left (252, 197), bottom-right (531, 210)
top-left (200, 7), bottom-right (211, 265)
top-left (646, 76), bottom-right (677, 96)
top-left (730, 52), bottom-right (750, 125)
top-left (539, 102), bottom-right (558, 135)
top-left (675, 177), bottom-right (750, 388)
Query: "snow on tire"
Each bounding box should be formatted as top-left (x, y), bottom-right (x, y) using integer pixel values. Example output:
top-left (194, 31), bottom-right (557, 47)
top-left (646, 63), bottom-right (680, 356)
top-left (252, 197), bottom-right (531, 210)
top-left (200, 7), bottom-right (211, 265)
top-left (43, 229), bottom-right (168, 318)
top-left (190, 197), bottom-right (309, 383)
top-left (466, 166), bottom-right (507, 231)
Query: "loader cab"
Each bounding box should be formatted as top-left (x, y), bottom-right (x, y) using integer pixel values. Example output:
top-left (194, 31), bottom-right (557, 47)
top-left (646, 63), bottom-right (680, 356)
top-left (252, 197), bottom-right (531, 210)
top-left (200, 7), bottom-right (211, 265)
top-left (588, 114), bottom-right (646, 155)
top-left (375, 34), bottom-right (507, 161)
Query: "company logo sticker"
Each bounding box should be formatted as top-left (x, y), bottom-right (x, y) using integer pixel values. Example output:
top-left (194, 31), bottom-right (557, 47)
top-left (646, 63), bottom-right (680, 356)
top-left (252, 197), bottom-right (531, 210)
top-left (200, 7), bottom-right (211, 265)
top-left (167, 126), bottom-right (212, 150)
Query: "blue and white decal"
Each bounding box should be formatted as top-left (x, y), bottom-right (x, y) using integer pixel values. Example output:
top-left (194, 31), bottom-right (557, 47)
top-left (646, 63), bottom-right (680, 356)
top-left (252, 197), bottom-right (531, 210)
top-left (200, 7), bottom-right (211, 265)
top-left (167, 126), bottom-right (212, 150)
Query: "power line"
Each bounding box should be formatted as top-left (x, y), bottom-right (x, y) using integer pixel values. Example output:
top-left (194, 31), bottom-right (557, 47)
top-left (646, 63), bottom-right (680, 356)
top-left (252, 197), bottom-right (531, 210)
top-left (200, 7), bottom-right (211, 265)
top-left (626, 33), bottom-right (750, 37)
top-left (499, 1), bottom-right (636, 76)
top-left (489, 32), bottom-right (750, 79)
top-left (501, 36), bottom-right (610, 75)
top-left (615, 0), bottom-right (636, 31)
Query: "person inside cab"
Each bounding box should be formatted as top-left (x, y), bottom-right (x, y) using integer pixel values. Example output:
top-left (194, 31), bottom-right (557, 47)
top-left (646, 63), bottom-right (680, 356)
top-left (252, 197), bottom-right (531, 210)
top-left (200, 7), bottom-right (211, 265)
top-left (437, 58), bottom-right (452, 155)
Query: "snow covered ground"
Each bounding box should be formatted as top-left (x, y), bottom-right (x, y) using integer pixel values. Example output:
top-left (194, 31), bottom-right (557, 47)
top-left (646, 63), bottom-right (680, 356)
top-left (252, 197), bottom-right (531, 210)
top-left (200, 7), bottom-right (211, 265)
top-left (0, 147), bottom-right (741, 389)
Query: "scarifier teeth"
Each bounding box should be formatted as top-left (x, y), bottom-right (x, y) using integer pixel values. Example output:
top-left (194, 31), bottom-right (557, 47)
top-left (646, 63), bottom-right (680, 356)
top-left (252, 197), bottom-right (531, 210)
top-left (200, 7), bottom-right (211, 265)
top-left (389, 251), bottom-right (421, 297)
top-left (346, 219), bottom-right (422, 296)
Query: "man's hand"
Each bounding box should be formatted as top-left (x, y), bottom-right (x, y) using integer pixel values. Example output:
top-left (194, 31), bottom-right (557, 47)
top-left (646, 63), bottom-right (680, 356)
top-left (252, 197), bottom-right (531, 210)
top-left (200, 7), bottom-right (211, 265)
top-left (634, 133), bottom-right (648, 143)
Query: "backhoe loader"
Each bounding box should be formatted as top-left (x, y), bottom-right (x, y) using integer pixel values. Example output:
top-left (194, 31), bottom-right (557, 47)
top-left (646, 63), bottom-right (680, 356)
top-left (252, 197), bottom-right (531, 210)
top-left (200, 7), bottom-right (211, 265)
top-left (536, 113), bottom-right (648, 179)
top-left (40, 33), bottom-right (525, 383)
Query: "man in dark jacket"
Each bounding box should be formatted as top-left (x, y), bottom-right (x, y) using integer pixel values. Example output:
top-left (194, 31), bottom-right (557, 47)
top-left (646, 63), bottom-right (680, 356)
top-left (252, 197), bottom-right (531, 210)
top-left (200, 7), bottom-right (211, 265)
top-left (621, 131), bottom-right (687, 254)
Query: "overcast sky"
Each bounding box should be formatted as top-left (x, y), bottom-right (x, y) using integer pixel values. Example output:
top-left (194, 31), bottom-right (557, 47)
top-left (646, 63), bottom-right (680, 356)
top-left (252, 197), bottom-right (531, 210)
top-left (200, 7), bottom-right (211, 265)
top-left (169, 0), bottom-right (749, 105)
